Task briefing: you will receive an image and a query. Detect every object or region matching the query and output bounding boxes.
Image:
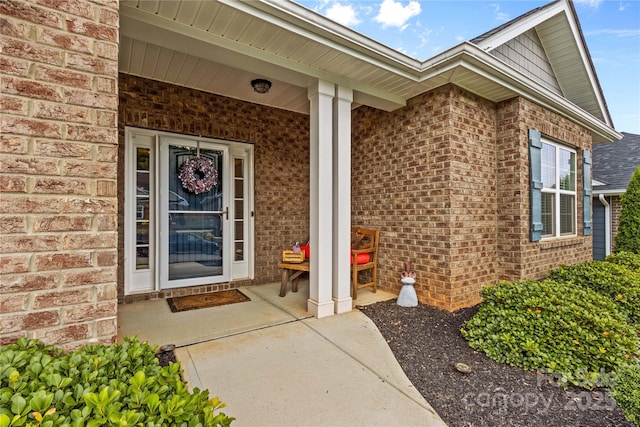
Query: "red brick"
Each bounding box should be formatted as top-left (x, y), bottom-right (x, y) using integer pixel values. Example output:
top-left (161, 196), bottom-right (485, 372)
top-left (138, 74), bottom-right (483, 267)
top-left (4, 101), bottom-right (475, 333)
top-left (66, 125), bottom-right (117, 144)
top-left (36, 0), bottom-right (95, 20)
top-left (0, 155), bottom-right (59, 175)
top-left (96, 180), bottom-right (116, 196)
top-left (34, 140), bottom-right (91, 158)
top-left (61, 160), bottom-right (116, 179)
top-left (0, 272), bottom-right (59, 293)
top-left (0, 16), bottom-right (32, 38)
top-left (32, 177), bottom-right (90, 195)
top-left (1, 96), bottom-right (28, 115)
top-left (33, 215), bottom-right (92, 232)
top-left (0, 0), bottom-right (63, 29)
top-left (0, 56), bottom-right (30, 77)
top-left (2, 39), bottom-right (62, 66)
top-left (61, 198), bottom-right (116, 214)
top-left (63, 232), bottom-right (116, 250)
top-left (96, 145), bottom-right (117, 161)
top-left (1, 235), bottom-right (60, 253)
top-left (35, 252), bottom-right (92, 271)
top-left (37, 26), bottom-right (93, 53)
top-left (35, 66), bottom-right (92, 89)
top-left (64, 88), bottom-right (117, 109)
top-left (0, 254), bottom-right (30, 274)
top-left (66, 17), bottom-right (117, 42)
top-left (63, 301), bottom-right (116, 322)
top-left (63, 267), bottom-right (116, 286)
top-left (95, 214), bottom-right (116, 231)
top-left (2, 76), bottom-right (63, 102)
top-left (65, 52), bottom-right (117, 76)
top-left (96, 76), bottom-right (116, 94)
top-left (1, 310), bottom-right (60, 333)
top-left (96, 283), bottom-right (117, 301)
top-left (33, 101), bottom-right (91, 123)
top-left (96, 110), bottom-right (117, 127)
top-left (96, 317), bottom-right (117, 338)
top-left (96, 41), bottom-right (117, 60)
top-left (95, 249), bottom-right (116, 266)
top-left (0, 135), bottom-right (28, 154)
top-left (0, 175), bottom-right (27, 192)
top-left (98, 7), bottom-right (118, 26)
top-left (0, 216), bottom-right (27, 233)
top-left (2, 294), bottom-right (27, 312)
top-left (33, 323), bottom-right (90, 345)
top-left (0, 195), bottom-right (61, 214)
top-left (33, 288), bottom-right (91, 308)
top-left (2, 116), bottom-right (63, 138)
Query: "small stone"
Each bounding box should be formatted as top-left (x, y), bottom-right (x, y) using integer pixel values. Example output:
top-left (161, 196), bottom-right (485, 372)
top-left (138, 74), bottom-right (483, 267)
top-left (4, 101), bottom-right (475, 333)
top-left (159, 344), bottom-right (176, 353)
top-left (454, 362), bottom-right (472, 374)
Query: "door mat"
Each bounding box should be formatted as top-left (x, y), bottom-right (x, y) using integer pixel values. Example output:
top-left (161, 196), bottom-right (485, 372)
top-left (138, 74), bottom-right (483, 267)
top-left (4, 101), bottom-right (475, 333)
top-left (167, 290), bottom-right (250, 313)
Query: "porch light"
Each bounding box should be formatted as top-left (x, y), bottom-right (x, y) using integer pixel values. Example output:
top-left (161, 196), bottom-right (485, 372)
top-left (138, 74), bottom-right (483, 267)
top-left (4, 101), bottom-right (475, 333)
top-left (251, 78), bottom-right (271, 94)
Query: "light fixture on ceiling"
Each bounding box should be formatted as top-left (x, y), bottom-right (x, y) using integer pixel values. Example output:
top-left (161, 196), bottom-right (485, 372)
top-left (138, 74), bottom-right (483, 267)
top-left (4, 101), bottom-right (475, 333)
top-left (251, 78), bottom-right (271, 94)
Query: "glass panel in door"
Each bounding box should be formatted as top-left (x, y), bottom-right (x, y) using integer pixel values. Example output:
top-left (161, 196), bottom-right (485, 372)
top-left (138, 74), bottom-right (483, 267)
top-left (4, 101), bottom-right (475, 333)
top-left (168, 144), bottom-right (224, 282)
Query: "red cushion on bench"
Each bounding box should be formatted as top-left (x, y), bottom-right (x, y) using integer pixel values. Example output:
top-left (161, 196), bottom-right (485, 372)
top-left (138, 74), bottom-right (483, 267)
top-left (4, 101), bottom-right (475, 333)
top-left (300, 245), bottom-right (310, 259)
top-left (350, 250), bottom-right (371, 265)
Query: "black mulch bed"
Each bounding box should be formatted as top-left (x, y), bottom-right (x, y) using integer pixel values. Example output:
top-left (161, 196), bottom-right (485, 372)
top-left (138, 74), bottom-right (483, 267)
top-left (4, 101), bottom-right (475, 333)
top-left (360, 300), bottom-right (633, 427)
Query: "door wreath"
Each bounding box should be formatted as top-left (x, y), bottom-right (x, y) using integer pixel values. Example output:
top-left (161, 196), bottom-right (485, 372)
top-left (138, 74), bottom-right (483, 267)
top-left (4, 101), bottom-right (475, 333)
top-left (178, 156), bottom-right (218, 194)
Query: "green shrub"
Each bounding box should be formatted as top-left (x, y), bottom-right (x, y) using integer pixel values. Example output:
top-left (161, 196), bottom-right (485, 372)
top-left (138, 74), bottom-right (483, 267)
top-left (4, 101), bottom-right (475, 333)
top-left (548, 261), bottom-right (640, 327)
top-left (610, 361), bottom-right (640, 426)
top-left (461, 280), bottom-right (639, 388)
top-left (607, 251), bottom-right (640, 273)
top-left (0, 337), bottom-right (234, 427)
top-left (615, 166), bottom-right (640, 254)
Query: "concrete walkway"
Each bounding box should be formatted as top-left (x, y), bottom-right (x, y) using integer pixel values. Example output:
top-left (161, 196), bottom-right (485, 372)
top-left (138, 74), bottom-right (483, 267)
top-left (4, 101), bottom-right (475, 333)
top-left (118, 283), bottom-right (447, 426)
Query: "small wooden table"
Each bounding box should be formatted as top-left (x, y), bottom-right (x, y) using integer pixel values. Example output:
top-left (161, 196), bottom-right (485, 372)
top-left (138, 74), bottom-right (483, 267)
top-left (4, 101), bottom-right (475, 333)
top-left (278, 261), bottom-right (309, 297)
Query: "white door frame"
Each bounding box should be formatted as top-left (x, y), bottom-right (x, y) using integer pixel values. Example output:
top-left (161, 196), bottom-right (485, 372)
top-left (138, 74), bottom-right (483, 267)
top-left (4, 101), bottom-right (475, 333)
top-left (124, 127), bottom-right (254, 295)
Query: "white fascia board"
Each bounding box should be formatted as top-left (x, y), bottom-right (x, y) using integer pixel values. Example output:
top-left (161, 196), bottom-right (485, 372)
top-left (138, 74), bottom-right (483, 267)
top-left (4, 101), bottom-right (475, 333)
top-left (119, 4), bottom-right (407, 109)
top-left (473, 1), bottom-right (565, 51)
top-left (223, 0), bottom-right (423, 73)
top-left (593, 189), bottom-right (626, 196)
top-left (419, 43), bottom-right (622, 143)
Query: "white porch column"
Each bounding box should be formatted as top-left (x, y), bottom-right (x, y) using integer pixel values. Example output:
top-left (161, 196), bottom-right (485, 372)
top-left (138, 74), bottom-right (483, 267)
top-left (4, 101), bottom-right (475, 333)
top-left (332, 85), bottom-right (353, 314)
top-left (307, 80), bottom-right (335, 318)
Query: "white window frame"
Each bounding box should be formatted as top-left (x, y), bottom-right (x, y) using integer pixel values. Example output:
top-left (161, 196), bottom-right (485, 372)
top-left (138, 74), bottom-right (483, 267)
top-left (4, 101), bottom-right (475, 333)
top-left (540, 139), bottom-right (577, 239)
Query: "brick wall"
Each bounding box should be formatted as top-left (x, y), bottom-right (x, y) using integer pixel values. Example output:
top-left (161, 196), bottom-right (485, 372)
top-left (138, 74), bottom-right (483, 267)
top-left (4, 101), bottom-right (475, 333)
top-left (498, 97), bottom-right (593, 281)
top-left (1, 0), bottom-right (119, 349)
top-left (352, 85), bottom-right (593, 311)
top-left (117, 74), bottom-right (310, 303)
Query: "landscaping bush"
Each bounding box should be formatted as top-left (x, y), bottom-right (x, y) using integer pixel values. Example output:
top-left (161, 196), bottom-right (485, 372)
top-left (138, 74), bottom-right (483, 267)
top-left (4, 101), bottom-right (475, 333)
top-left (0, 337), bottom-right (234, 427)
top-left (615, 166), bottom-right (640, 255)
top-left (610, 361), bottom-right (640, 426)
top-left (461, 280), bottom-right (639, 388)
top-left (607, 251), bottom-right (640, 273)
top-left (548, 260), bottom-right (640, 327)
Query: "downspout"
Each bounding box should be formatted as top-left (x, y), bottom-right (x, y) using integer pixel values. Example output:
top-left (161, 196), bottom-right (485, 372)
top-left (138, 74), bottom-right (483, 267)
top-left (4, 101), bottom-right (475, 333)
top-left (599, 194), bottom-right (611, 256)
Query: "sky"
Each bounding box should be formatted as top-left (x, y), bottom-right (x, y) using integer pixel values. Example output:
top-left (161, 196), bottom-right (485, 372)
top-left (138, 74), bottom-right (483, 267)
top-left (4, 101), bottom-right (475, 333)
top-left (295, 0), bottom-right (640, 134)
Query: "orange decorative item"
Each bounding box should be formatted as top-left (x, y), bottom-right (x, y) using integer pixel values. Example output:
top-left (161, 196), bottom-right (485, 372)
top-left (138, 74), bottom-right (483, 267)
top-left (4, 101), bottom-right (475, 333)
top-left (350, 249), bottom-right (371, 265)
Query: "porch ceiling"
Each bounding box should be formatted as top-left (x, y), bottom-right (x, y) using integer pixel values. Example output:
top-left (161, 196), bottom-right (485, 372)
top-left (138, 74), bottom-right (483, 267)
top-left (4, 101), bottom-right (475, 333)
top-left (118, 0), bottom-right (518, 114)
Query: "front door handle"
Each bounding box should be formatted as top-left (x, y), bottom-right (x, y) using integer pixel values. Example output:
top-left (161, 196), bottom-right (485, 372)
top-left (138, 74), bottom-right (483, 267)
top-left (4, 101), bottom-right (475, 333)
top-left (220, 207), bottom-right (229, 220)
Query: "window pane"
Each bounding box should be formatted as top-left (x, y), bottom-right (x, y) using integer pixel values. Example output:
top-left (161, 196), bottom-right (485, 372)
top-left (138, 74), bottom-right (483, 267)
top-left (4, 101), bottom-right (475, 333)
top-left (541, 192), bottom-right (555, 236)
top-left (541, 143), bottom-right (556, 189)
top-left (560, 194), bottom-right (575, 235)
top-left (559, 149), bottom-right (576, 191)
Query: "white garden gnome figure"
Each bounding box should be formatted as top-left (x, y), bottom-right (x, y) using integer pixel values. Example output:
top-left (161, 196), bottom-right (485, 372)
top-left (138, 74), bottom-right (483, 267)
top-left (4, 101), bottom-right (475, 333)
top-left (397, 261), bottom-right (418, 307)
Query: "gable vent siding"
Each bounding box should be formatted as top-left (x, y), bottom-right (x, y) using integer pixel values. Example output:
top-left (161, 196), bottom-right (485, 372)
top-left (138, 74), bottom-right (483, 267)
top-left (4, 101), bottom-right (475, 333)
top-left (583, 150), bottom-right (592, 236)
top-left (490, 30), bottom-right (562, 95)
top-left (529, 129), bottom-right (544, 242)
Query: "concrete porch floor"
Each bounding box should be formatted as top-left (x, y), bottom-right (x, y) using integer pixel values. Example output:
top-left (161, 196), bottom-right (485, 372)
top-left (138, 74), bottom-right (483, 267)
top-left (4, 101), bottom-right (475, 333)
top-left (117, 282), bottom-right (447, 426)
top-left (117, 281), bottom-right (394, 348)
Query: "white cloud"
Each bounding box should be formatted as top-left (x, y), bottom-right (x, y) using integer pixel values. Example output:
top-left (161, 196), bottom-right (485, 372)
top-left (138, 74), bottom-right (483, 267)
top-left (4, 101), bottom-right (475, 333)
top-left (374, 0), bottom-right (421, 29)
top-left (325, 2), bottom-right (361, 26)
top-left (574, 0), bottom-right (602, 8)
top-left (489, 3), bottom-right (510, 22)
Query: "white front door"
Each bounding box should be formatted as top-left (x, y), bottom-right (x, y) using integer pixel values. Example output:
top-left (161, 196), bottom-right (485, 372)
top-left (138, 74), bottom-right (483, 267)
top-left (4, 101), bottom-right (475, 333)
top-left (125, 128), bottom-right (254, 295)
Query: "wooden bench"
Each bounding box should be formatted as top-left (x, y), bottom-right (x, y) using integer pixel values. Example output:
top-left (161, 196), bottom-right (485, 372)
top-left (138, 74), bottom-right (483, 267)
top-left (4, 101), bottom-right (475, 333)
top-left (278, 227), bottom-right (380, 299)
top-left (278, 261), bottom-right (309, 297)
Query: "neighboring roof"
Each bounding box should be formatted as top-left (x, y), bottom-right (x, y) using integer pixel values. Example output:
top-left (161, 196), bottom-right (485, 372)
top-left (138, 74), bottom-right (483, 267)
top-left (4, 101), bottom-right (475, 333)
top-left (119, 0), bottom-right (620, 142)
top-left (593, 132), bottom-right (640, 194)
